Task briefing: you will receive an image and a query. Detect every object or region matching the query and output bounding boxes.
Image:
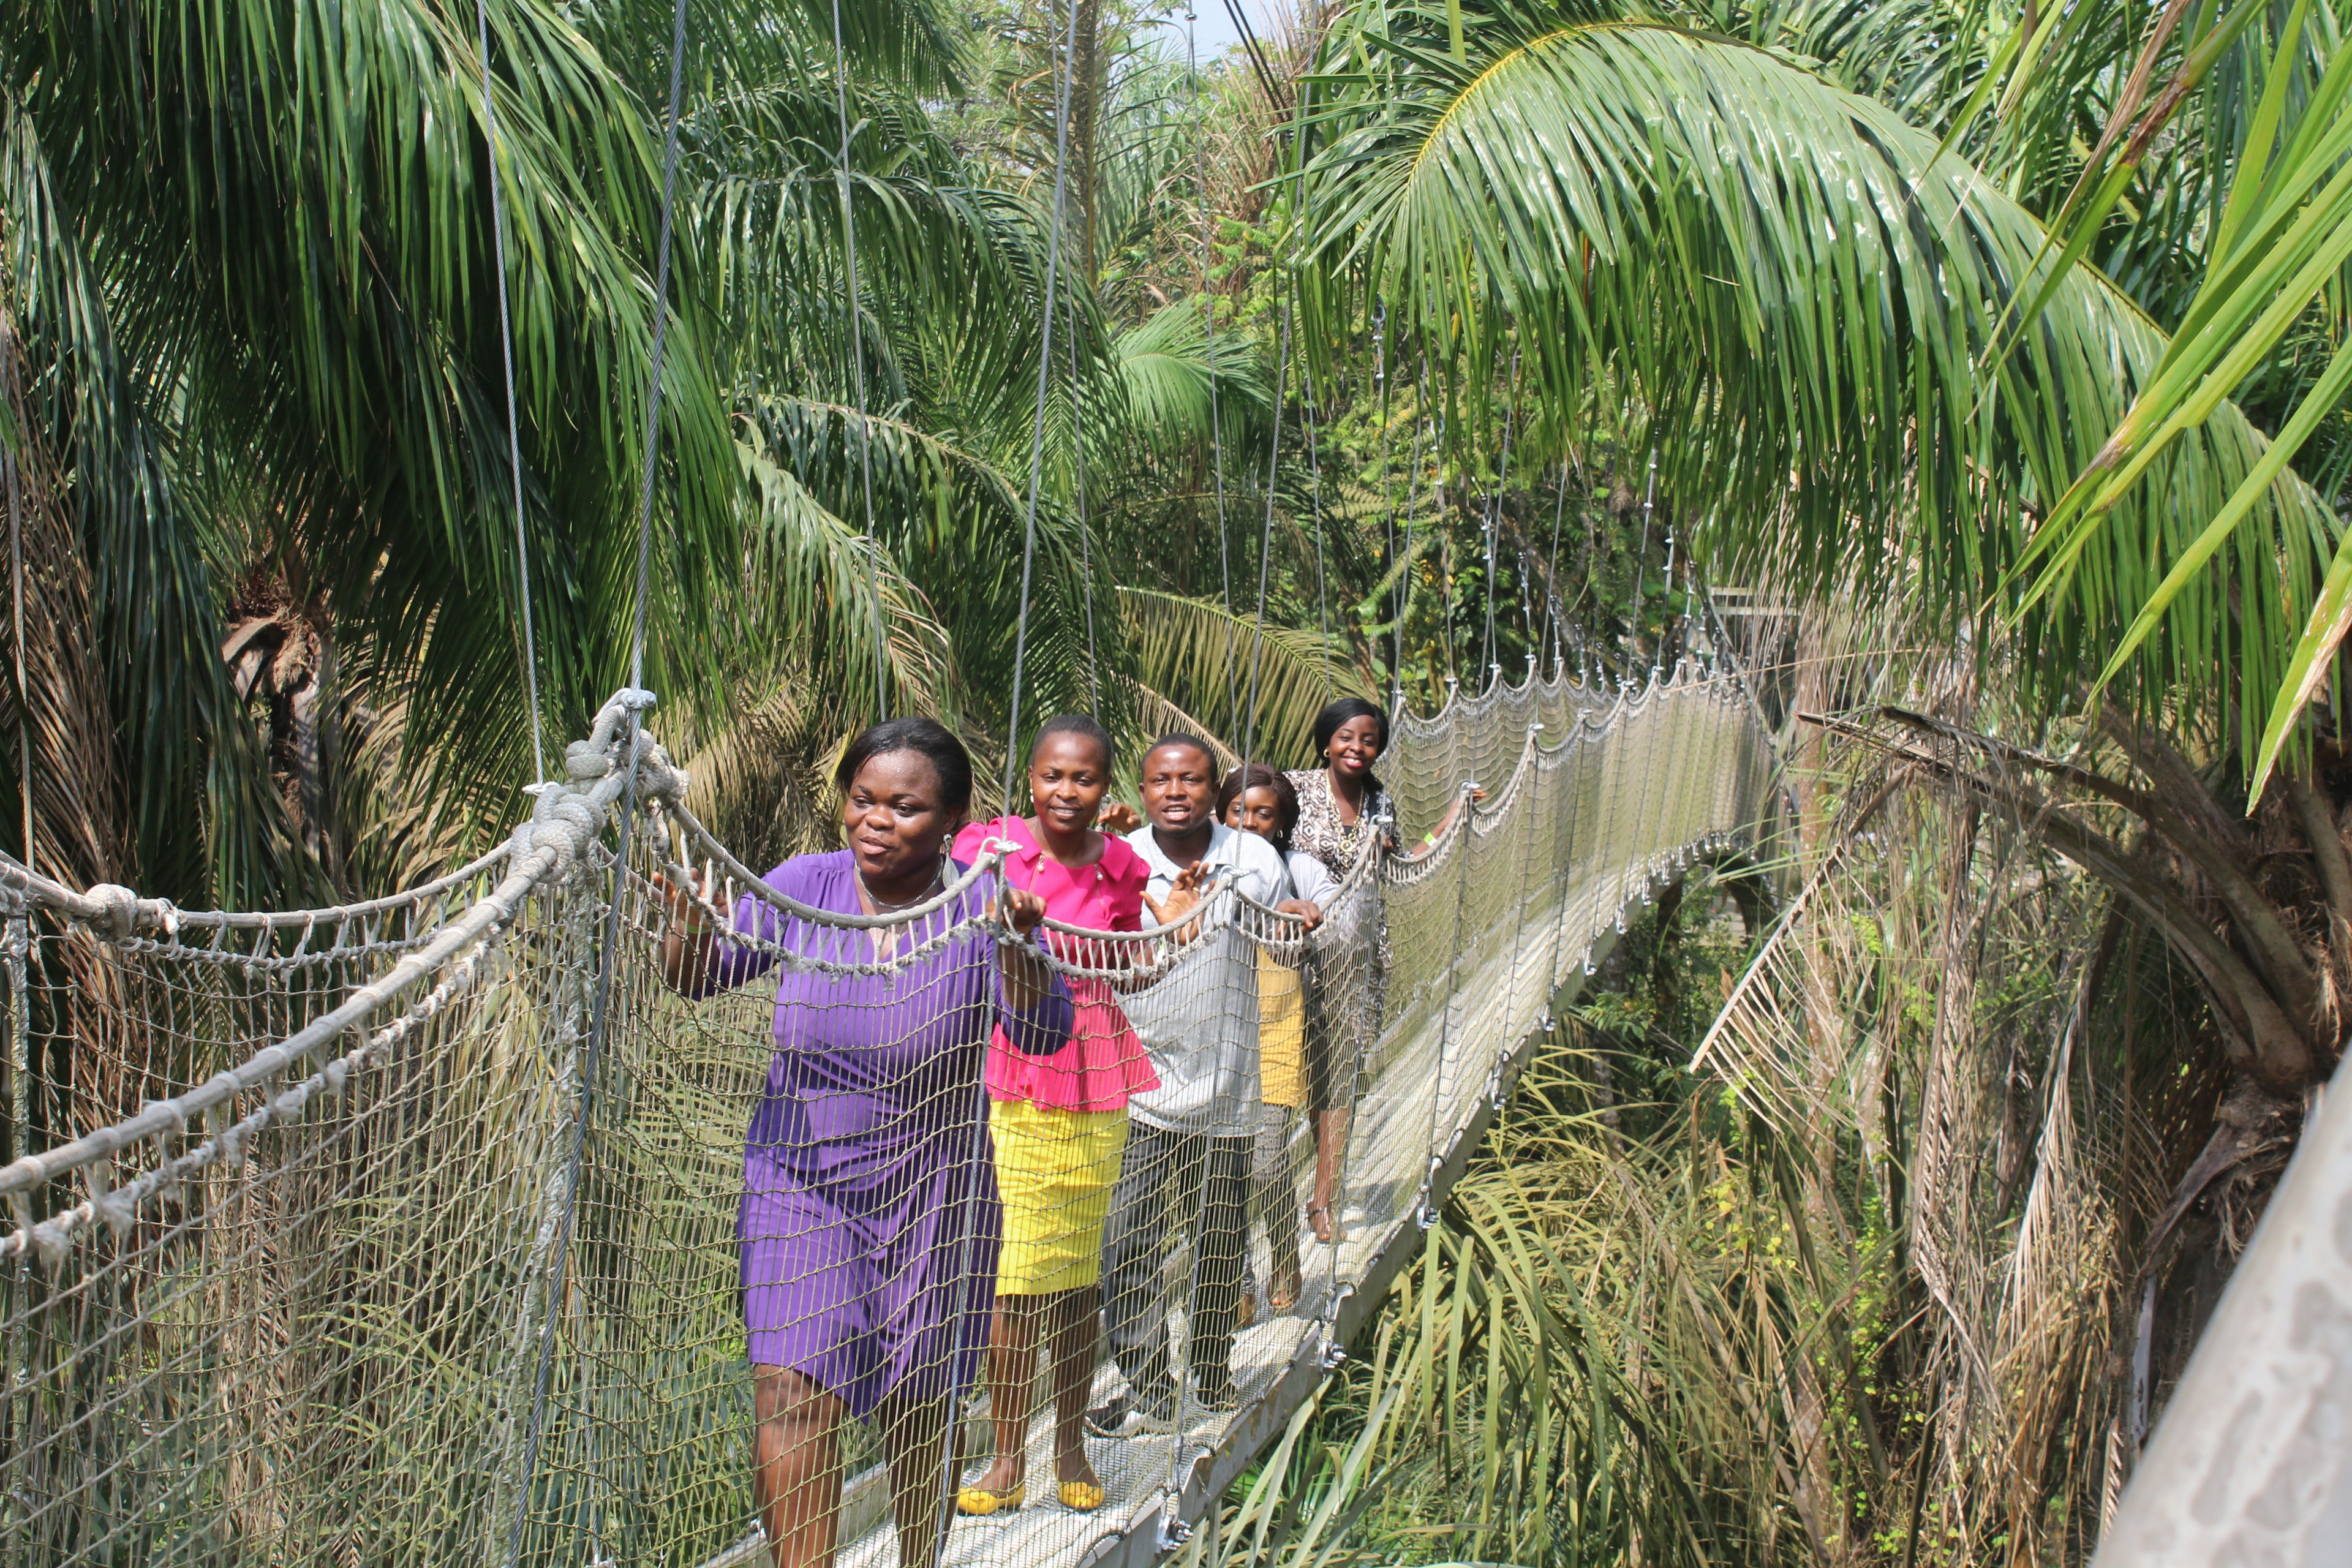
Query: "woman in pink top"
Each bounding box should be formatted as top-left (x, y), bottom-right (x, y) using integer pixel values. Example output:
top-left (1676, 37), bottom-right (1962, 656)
top-left (951, 714), bottom-right (1153, 1516)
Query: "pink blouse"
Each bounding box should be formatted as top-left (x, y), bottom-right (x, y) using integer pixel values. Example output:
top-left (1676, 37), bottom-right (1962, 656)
top-left (952, 816), bottom-right (1158, 1112)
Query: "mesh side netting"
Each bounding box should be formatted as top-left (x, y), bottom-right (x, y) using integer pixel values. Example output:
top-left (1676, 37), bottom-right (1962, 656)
top-left (0, 668), bottom-right (1771, 1567)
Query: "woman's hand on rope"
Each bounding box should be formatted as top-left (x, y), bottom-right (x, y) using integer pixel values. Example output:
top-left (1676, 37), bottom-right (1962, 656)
top-left (988, 886), bottom-right (1054, 1012)
top-left (1095, 800), bottom-right (1142, 835)
top-left (1276, 897), bottom-right (1324, 930)
top-left (1413, 786), bottom-right (1493, 856)
top-left (990, 886), bottom-right (1049, 937)
top-left (652, 869), bottom-right (716, 994)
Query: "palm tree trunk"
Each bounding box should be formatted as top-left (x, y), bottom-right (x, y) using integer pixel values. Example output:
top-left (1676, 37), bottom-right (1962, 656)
top-left (1068, 0), bottom-right (1103, 282)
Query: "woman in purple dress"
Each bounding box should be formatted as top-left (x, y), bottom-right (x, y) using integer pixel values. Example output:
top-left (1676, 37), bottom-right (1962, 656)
top-left (658, 718), bottom-right (1065, 1568)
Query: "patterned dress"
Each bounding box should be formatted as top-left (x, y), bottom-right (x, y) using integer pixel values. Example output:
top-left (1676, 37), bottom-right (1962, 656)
top-left (1282, 771), bottom-right (1395, 1110)
top-left (1284, 770), bottom-right (1395, 880)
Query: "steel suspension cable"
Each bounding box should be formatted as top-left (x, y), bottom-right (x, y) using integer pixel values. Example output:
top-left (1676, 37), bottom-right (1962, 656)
top-left (1242, 59), bottom-right (1315, 762)
top-left (1239, 248), bottom-right (1293, 767)
top-left (942, 1), bottom-right (1083, 1551)
top-left (7, 404), bottom-right (23, 876)
top-left (1482, 348), bottom-right (1520, 692)
top-left (470, 0), bottom-right (546, 785)
top-left (624, 9), bottom-right (690, 696)
top-left (1068, 290), bottom-right (1099, 717)
top-left (1542, 457), bottom-right (1568, 678)
top-left (1400, 360), bottom-right (1428, 707)
top-left (1374, 306), bottom-right (1398, 702)
top-left (1429, 364), bottom-right (1453, 695)
top-left (1656, 511), bottom-right (1678, 681)
top-left (1628, 445), bottom-right (1656, 681)
top-left (1518, 545), bottom-right (1533, 679)
top-left (6, 386), bottom-right (24, 1189)
top-left (509, 0), bottom-right (692, 1551)
top-left (1303, 361), bottom-right (1329, 696)
top-left (830, 0), bottom-right (886, 714)
top-left (1186, 3), bottom-right (1237, 742)
top-left (998, 0), bottom-right (1082, 810)
top-left (1580, 454), bottom-right (1599, 681)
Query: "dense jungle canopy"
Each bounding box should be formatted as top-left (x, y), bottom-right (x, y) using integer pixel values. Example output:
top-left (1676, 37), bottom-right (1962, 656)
top-left (5, 0), bottom-right (2351, 1558)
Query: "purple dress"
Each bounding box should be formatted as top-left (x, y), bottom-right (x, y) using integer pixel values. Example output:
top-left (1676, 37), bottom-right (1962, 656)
top-left (704, 851), bottom-right (1072, 1417)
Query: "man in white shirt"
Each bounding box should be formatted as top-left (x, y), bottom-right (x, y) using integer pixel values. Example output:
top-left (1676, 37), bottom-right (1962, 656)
top-left (1087, 734), bottom-right (1291, 1433)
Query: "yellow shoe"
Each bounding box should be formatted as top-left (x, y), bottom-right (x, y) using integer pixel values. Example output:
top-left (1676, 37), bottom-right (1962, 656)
top-left (956, 1482), bottom-right (1026, 1517)
top-left (1059, 1480), bottom-right (1106, 1513)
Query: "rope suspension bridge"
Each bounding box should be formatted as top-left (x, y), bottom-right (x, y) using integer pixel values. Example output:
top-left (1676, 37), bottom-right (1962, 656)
top-left (0, 662), bottom-right (1774, 1567)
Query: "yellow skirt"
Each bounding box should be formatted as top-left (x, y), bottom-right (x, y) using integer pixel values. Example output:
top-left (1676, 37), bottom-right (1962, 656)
top-left (990, 1099), bottom-right (1129, 1295)
top-left (1258, 949), bottom-right (1306, 1109)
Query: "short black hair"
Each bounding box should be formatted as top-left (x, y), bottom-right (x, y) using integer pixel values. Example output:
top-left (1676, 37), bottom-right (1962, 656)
top-left (1031, 712), bottom-right (1115, 772)
top-left (834, 717), bottom-right (974, 814)
top-left (1311, 697), bottom-right (1390, 763)
top-left (1145, 731), bottom-right (1217, 768)
top-left (1217, 763), bottom-right (1300, 853)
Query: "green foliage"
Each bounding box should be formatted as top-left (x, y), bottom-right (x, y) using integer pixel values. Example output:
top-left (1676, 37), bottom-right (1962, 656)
top-left (1298, 0), bottom-right (2343, 782)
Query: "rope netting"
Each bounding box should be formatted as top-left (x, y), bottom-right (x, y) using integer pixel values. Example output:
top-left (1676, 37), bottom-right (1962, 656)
top-left (0, 666), bottom-right (1771, 1567)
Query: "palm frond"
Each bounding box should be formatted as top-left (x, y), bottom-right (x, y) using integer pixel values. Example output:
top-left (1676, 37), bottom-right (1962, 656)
top-left (1302, 0), bottom-right (2340, 771)
top-left (1119, 585), bottom-right (1366, 768)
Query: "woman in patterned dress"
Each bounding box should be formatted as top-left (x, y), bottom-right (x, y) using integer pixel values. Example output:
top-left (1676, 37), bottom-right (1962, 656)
top-left (1283, 698), bottom-right (1396, 1243)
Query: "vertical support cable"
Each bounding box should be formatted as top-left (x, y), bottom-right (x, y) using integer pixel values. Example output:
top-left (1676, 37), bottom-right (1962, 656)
top-left (6, 391), bottom-right (24, 874)
top-left (1543, 458), bottom-right (1567, 679)
top-left (1241, 61), bottom-right (1311, 768)
top-left (1518, 547), bottom-right (1533, 682)
top-left (1373, 306), bottom-right (1399, 702)
top-left (508, 0), bottom-right (691, 1552)
top-left (1418, 779), bottom-right (1474, 1229)
top-left (1068, 292), bottom-right (1099, 717)
top-left (829, 0), bottom-right (887, 716)
top-left (1432, 394), bottom-right (1453, 691)
top-left (1499, 721), bottom-right (1544, 1094)
top-left (1542, 703), bottom-right (1584, 1016)
top-left (962, 0), bottom-right (1082, 1543)
top-left (1186, 4), bottom-right (1237, 745)
top-left (999, 0), bottom-right (1080, 809)
top-left (1239, 278), bottom-right (1291, 768)
top-left (1480, 349), bottom-right (1518, 693)
top-left (1305, 370), bottom-right (1329, 695)
top-left (472, 0), bottom-right (547, 785)
top-left (2, 904), bottom-right (23, 1523)
top-left (5, 298), bottom-right (31, 1566)
top-left (1654, 516), bottom-right (1677, 683)
top-left (1627, 446), bottom-right (1655, 671)
top-left (1580, 456), bottom-right (1600, 684)
top-left (1401, 363), bottom-right (1430, 710)
top-left (2, 403), bottom-right (21, 1490)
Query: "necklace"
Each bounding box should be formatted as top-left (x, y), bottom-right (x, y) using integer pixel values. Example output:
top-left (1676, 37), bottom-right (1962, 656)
top-left (856, 860), bottom-right (942, 914)
top-left (857, 859), bottom-right (943, 962)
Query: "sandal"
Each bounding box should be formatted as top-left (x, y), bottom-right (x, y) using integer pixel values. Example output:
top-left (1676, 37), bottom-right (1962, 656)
top-left (1059, 1480), bottom-right (1106, 1513)
top-left (1270, 1273), bottom-right (1302, 1312)
top-left (956, 1482), bottom-right (1027, 1517)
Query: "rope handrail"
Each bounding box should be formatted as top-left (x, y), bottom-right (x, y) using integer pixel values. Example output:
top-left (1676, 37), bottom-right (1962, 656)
top-left (0, 693), bottom-right (690, 1211)
top-left (0, 843), bottom-right (515, 937)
